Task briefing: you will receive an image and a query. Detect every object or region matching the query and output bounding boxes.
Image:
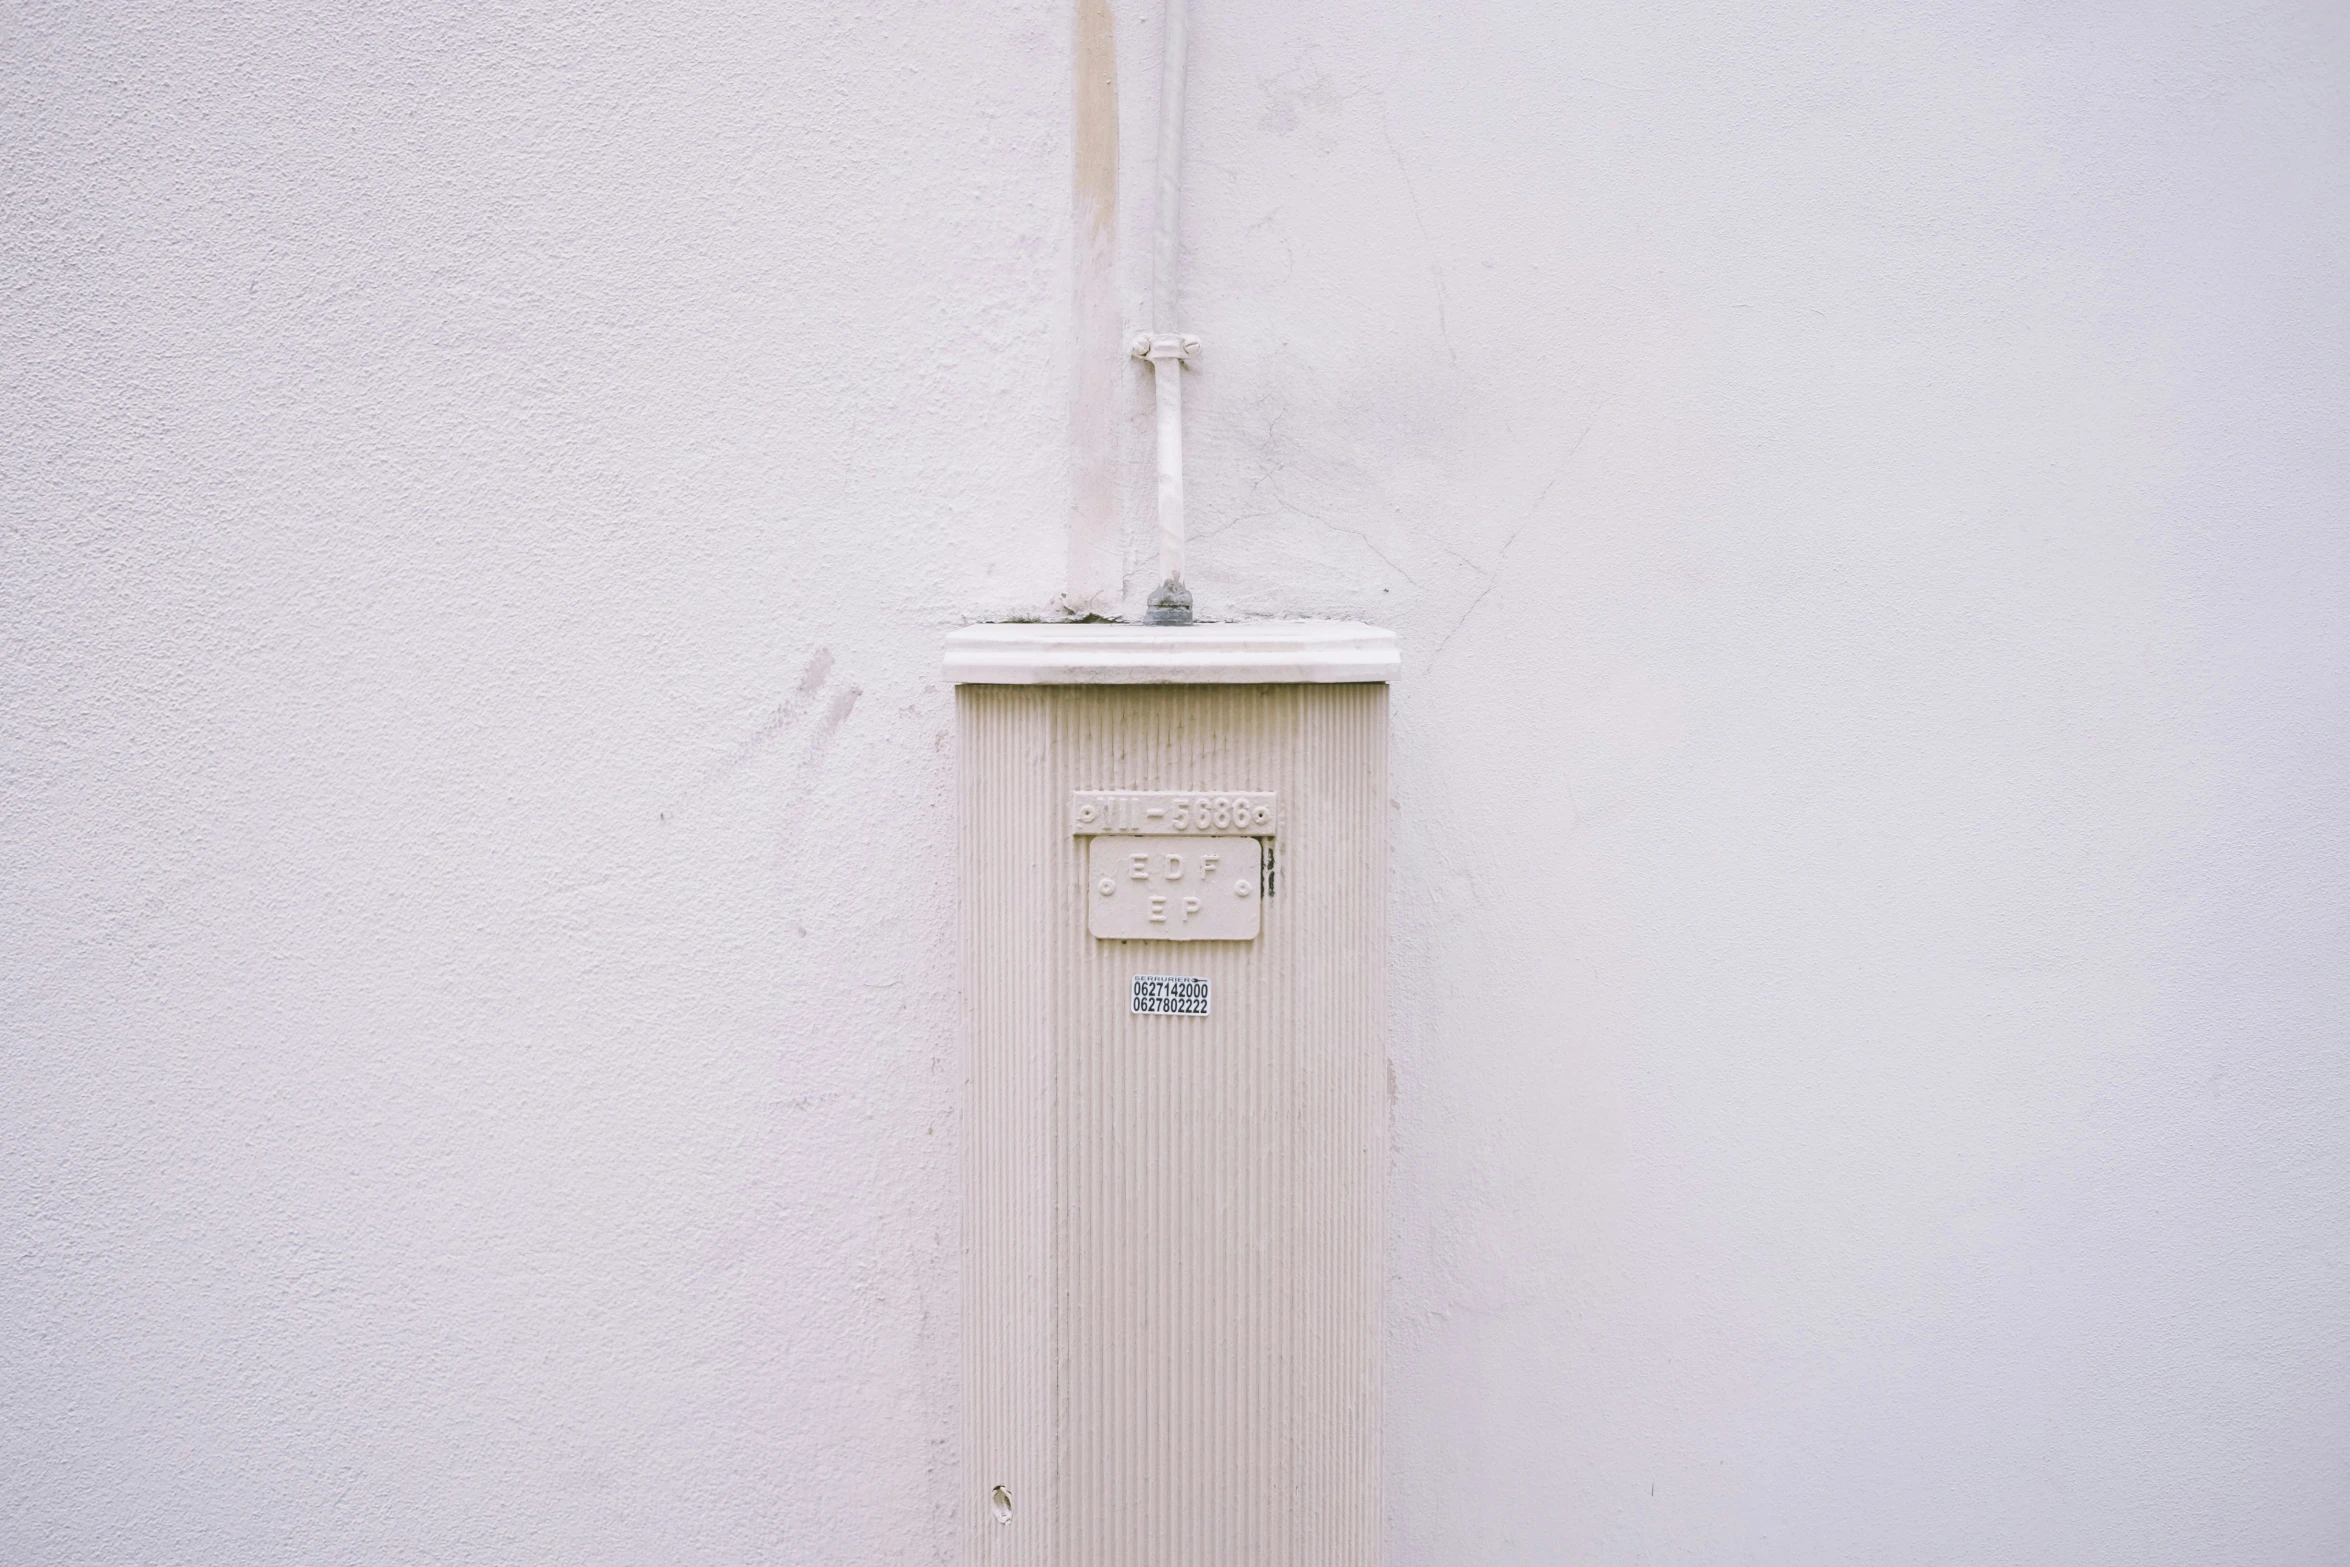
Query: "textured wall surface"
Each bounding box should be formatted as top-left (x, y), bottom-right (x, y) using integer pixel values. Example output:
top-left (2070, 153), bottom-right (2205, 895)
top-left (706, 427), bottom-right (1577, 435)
top-left (4, 1), bottom-right (2346, 1563)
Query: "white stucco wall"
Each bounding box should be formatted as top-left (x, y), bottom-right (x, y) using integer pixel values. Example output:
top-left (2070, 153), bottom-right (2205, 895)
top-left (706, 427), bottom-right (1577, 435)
top-left (4, 2), bottom-right (2344, 1562)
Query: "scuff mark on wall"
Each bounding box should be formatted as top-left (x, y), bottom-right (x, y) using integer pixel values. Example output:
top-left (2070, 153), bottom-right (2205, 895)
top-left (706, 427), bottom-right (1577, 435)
top-left (666, 648), bottom-right (838, 819)
top-left (803, 685), bottom-right (862, 760)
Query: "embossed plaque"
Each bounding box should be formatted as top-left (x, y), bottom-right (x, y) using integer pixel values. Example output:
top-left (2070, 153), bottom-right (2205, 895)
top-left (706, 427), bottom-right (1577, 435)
top-left (1087, 836), bottom-right (1262, 941)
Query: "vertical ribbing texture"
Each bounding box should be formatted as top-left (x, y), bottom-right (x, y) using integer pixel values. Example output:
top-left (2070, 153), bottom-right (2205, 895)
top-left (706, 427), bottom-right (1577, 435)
top-left (962, 684), bottom-right (1386, 1567)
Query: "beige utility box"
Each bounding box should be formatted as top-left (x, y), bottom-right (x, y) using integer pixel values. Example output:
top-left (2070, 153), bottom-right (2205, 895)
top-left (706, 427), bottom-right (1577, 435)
top-left (947, 621), bottom-right (1396, 1567)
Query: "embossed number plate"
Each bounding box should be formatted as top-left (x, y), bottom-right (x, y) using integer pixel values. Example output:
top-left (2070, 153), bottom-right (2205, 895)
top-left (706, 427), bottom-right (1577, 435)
top-left (1088, 836), bottom-right (1261, 941)
top-left (1071, 791), bottom-right (1275, 837)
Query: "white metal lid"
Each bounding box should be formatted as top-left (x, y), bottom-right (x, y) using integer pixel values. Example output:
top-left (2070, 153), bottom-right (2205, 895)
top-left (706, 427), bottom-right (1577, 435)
top-left (944, 621), bottom-right (1399, 685)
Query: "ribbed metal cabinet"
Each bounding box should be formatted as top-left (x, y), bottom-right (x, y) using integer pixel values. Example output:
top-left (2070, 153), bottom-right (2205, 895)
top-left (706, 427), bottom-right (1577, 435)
top-left (948, 623), bottom-right (1396, 1567)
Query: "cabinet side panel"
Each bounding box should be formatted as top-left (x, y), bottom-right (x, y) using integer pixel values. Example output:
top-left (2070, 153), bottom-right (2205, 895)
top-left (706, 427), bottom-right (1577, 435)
top-left (963, 687), bottom-right (1055, 1567)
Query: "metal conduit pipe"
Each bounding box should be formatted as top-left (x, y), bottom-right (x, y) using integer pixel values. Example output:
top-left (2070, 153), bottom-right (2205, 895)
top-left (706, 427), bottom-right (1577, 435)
top-left (1133, 0), bottom-right (1197, 625)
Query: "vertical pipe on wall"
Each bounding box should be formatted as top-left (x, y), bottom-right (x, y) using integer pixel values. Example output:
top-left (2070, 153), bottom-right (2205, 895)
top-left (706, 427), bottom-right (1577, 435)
top-left (1066, 0), bottom-right (1121, 616)
top-left (1149, 344), bottom-right (1185, 599)
top-left (1148, 0), bottom-right (1186, 335)
top-left (1135, 0), bottom-right (1196, 625)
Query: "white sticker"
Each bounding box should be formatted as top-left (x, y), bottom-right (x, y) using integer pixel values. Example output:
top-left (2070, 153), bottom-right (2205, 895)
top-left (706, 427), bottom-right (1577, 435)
top-left (1131, 975), bottom-right (1210, 1016)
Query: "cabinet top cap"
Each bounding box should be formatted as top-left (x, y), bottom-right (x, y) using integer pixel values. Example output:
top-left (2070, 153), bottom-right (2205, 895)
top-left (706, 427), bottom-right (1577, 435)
top-left (944, 621), bottom-right (1399, 686)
